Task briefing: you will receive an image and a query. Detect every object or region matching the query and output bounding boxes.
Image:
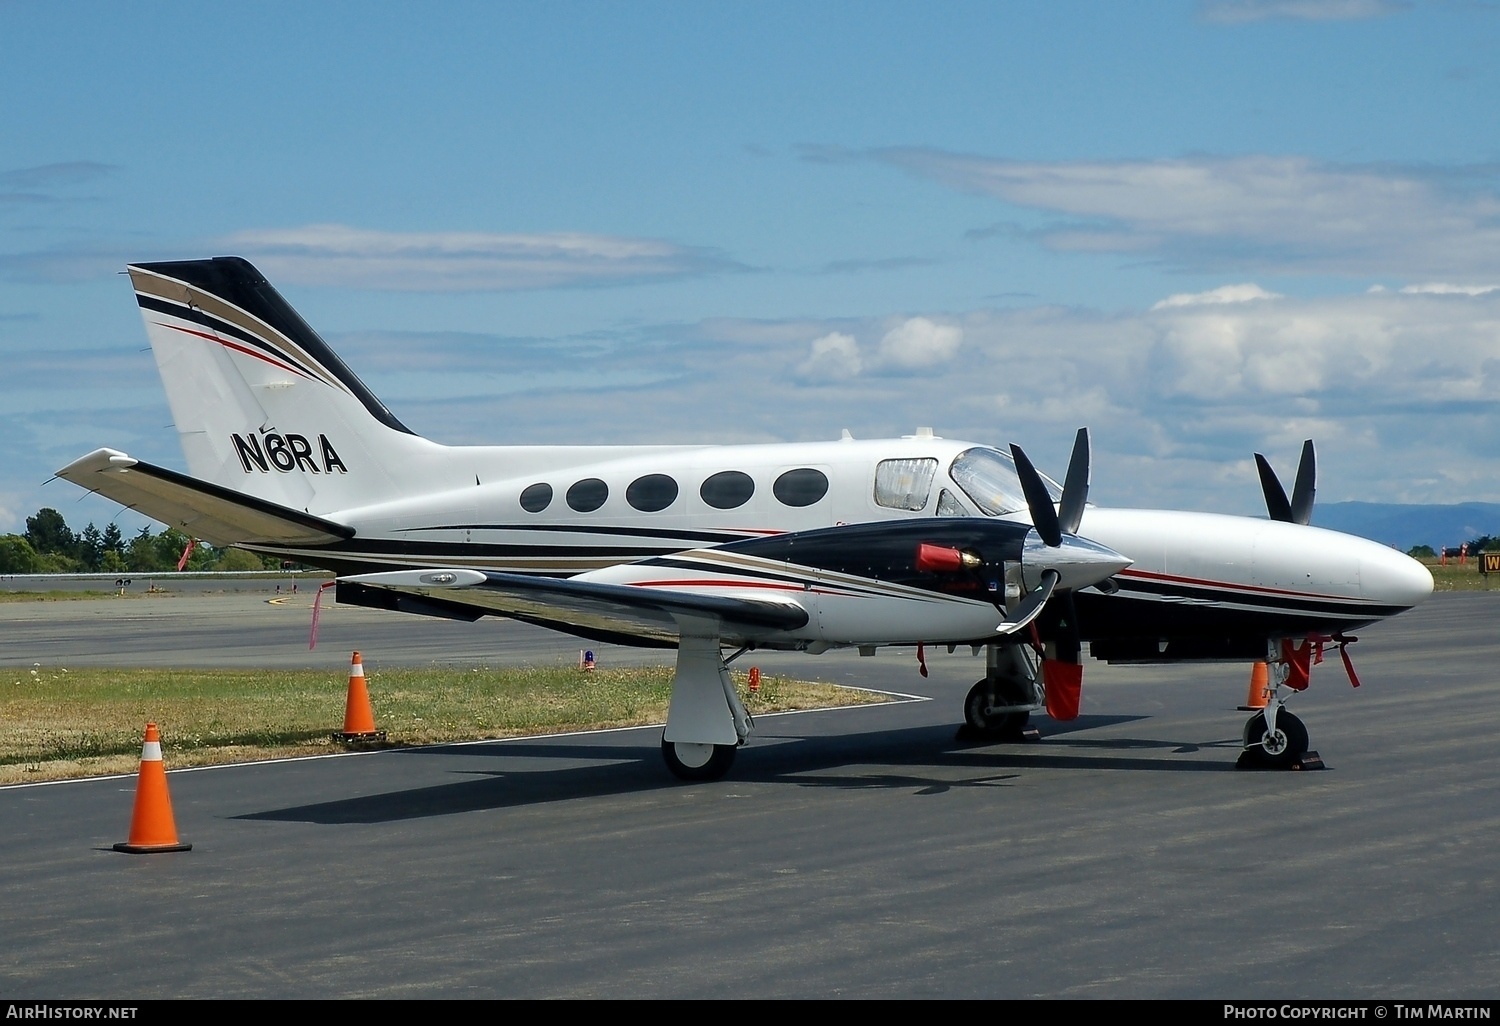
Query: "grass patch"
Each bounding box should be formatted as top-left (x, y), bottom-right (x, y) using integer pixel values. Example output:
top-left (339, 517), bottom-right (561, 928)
top-left (1419, 561), bottom-right (1499, 592)
top-left (0, 664), bottom-right (883, 783)
top-left (0, 590), bottom-right (137, 602)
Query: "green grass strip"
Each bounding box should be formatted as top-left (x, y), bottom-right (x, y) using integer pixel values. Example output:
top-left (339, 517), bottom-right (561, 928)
top-left (0, 664), bottom-right (882, 782)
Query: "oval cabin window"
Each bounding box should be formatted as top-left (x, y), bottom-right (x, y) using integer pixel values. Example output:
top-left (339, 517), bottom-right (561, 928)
top-left (626, 474), bottom-right (679, 512)
top-left (699, 471), bottom-right (755, 510)
top-left (519, 483), bottom-right (553, 513)
top-left (773, 468), bottom-right (829, 507)
top-left (566, 478), bottom-right (609, 513)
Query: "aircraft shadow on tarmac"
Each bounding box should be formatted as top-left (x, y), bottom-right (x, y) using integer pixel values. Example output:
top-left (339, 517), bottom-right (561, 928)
top-left (236, 713), bottom-right (1250, 826)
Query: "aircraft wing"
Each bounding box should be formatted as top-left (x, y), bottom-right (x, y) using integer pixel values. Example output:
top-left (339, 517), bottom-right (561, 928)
top-left (55, 448), bottom-right (353, 548)
top-left (338, 568), bottom-right (810, 647)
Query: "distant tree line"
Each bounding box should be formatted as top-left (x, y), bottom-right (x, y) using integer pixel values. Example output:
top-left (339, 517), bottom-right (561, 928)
top-left (1408, 534), bottom-right (1496, 560)
top-left (0, 508), bottom-right (282, 574)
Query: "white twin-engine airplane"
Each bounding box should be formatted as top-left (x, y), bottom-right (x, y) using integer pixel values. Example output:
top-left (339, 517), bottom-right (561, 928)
top-left (58, 258), bottom-right (1434, 780)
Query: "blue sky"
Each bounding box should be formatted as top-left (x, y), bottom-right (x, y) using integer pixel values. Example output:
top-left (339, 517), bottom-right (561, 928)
top-left (2, 0), bottom-right (1498, 534)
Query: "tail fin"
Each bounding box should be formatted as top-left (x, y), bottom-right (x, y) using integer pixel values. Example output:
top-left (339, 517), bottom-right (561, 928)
top-left (129, 257), bottom-right (440, 514)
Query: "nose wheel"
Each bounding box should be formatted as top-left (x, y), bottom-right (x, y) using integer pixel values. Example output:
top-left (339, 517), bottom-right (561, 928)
top-left (963, 680), bottom-right (1033, 741)
top-left (1240, 709), bottom-right (1309, 769)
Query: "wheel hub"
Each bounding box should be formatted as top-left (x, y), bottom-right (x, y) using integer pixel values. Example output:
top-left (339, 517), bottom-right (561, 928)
top-left (672, 741), bottom-right (715, 769)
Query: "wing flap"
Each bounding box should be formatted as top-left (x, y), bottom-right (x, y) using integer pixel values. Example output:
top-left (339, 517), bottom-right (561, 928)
top-left (55, 448), bottom-right (353, 547)
top-left (340, 568), bottom-right (810, 645)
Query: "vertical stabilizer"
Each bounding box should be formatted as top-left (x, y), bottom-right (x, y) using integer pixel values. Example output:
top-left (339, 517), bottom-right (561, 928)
top-left (128, 257), bottom-right (442, 513)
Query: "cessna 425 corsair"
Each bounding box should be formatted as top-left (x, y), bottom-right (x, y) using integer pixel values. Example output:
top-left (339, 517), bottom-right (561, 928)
top-left (58, 258), bottom-right (1434, 780)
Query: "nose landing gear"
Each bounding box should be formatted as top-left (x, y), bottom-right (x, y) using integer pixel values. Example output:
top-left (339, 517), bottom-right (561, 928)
top-left (1240, 708), bottom-right (1310, 769)
top-left (1237, 645), bottom-right (1325, 770)
top-left (958, 641), bottom-right (1042, 743)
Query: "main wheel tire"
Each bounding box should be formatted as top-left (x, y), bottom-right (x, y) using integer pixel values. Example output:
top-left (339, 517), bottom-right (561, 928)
top-left (1242, 710), bottom-right (1309, 769)
top-left (964, 680), bottom-right (1031, 740)
top-left (661, 737), bottom-right (737, 782)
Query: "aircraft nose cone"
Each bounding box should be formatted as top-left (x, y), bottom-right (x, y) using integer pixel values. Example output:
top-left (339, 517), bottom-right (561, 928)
top-left (1362, 548), bottom-right (1434, 609)
top-left (1022, 531), bottom-right (1133, 593)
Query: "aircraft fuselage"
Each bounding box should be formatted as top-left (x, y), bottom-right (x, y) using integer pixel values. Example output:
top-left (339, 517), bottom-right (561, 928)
top-left (254, 433), bottom-right (1431, 658)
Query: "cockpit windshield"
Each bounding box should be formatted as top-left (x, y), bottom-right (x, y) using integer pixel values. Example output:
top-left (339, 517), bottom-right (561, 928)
top-left (949, 446), bottom-right (1062, 517)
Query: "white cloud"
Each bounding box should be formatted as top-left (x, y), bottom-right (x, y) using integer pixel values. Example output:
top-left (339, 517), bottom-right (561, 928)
top-left (1141, 291), bottom-right (1500, 402)
top-left (795, 317), bottom-right (964, 381)
top-left (1399, 283), bottom-right (1500, 296)
top-left (770, 289), bottom-right (1500, 507)
top-left (1152, 284), bottom-right (1283, 310)
top-left (215, 224), bottom-right (736, 292)
top-left (877, 150), bottom-right (1500, 278)
top-left (0, 223), bottom-right (740, 289)
top-left (876, 317), bottom-right (963, 369)
top-left (1198, 0), bottom-right (1407, 23)
top-left (797, 332), bottom-right (863, 380)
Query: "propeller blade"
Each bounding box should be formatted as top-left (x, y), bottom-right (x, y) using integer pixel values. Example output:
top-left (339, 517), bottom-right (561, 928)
top-left (996, 569), bottom-right (1059, 635)
top-left (1010, 443), bottom-right (1062, 547)
top-left (1290, 439), bottom-right (1315, 526)
top-left (1254, 452), bottom-right (1293, 523)
top-left (1056, 427), bottom-right (1090, 536)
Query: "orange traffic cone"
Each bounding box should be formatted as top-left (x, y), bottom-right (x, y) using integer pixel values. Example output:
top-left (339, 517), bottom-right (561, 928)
top-left (113, 722), bottom-right (191, 854)
top-left (1239, 662), bottom-right (1270, 710)
top-left (339, 651), bottom-right (386, 741)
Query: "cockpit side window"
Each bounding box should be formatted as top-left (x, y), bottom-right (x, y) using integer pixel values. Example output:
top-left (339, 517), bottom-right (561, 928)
top-left (949, 446), bottom-right (1060, 516)
top-left (935, 488), bottom-right (970, 517)
top-left (873, 458), bottom-right (937, 511)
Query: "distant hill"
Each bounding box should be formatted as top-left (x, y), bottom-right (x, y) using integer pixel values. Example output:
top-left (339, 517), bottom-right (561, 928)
top-left (1312, 502), bottom-right (1500, 551)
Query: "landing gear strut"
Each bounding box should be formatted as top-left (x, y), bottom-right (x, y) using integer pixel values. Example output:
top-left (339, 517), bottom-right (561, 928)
top-left (1237, 643), bottom-right (1324, 770)
top-left (959, 641), bottom-right (1042, 742)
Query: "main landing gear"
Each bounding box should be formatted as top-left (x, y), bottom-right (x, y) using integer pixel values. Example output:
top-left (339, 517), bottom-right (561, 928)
top-left (658, 627), bottom-right (752, 783)
top-left (959, 641), bottom-right (1043, 743)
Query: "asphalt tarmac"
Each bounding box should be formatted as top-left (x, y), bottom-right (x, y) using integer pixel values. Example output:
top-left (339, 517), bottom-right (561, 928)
top-left (2, 585), bottom-right (1498, 998)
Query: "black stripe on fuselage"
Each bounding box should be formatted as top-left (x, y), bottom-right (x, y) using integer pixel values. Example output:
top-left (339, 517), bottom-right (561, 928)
top-left (398, 523), bottom-right (760, 545)
top-left (1112, 576), bottom-right (1408, 619)
top-left (1073, 589), bottom-right (1398, 641)
top-left (320, 537), bottom-right (680, 560)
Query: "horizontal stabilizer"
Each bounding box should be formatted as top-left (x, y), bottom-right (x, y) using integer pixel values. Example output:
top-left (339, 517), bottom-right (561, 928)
top-left (341, 568), bottom-right (810, 646)
top-left (55, 448), bottom-right (354, 548)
